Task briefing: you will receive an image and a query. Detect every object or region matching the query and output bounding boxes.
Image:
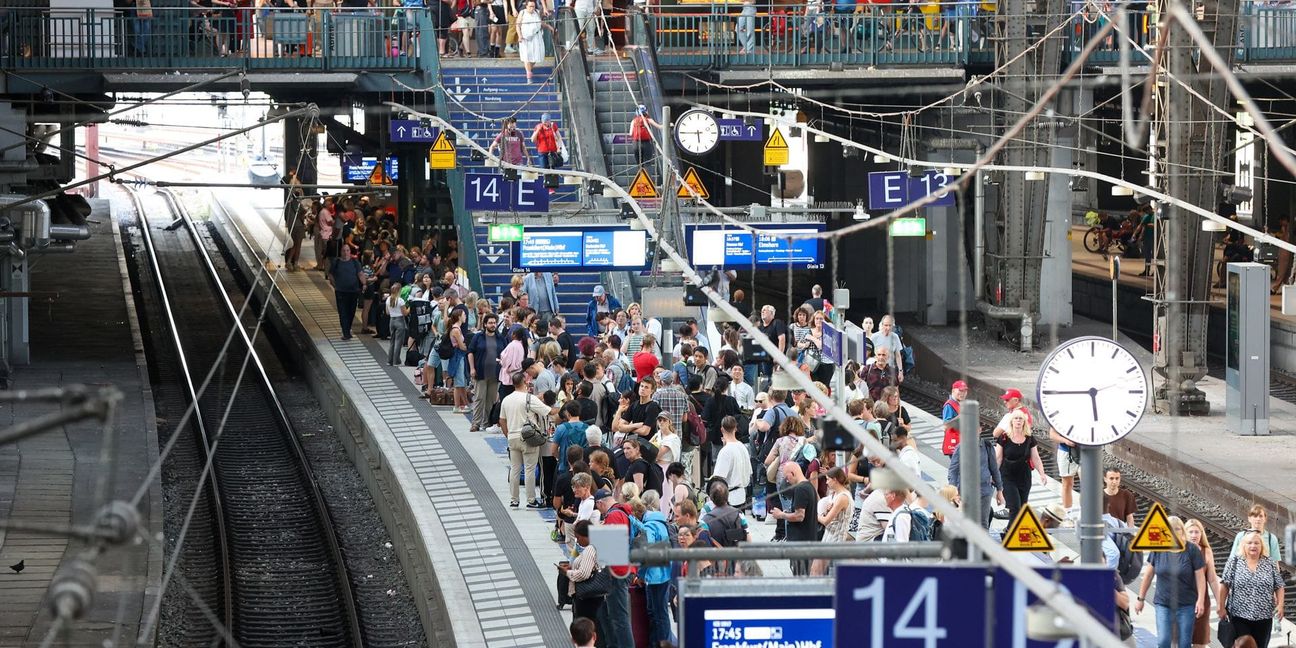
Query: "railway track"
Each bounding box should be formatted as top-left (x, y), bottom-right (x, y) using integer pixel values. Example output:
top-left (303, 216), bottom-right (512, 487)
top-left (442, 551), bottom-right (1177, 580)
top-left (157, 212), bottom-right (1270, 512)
top-left (901, 378), bottom-right (1296, 621)
top-left (123, 184), bottom-right (363, 647)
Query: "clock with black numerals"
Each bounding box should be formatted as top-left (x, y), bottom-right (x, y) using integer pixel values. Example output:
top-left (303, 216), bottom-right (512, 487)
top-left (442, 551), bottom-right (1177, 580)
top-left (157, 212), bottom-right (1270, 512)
top-left (1035, 336), bottom-right (1148, 446)
top-left (674, 109), bottom-right (720, 156)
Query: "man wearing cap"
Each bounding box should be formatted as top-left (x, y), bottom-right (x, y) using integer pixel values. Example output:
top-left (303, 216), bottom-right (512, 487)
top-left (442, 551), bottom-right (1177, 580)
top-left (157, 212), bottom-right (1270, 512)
top-left (941, 380), bottom-right (968, 457)
top-left (993, 388), bottom-right (1033, 439)
top-left (594, 489), bottom-right (636, 648)
top-left (531, 113), bottom-right (564, 176)
top-left (585, 285), bottom-right (622, 337)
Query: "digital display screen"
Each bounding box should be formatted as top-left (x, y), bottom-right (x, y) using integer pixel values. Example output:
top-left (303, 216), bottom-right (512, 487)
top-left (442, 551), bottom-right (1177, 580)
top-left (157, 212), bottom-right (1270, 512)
top-left (512, 227), bottom-right (650, 271)
top-left (341, 156), bottom-right (400, 182)
top-left (687, 224), bottom-right (825, 269)
top-left (684, 595), bottom-right (834, 648)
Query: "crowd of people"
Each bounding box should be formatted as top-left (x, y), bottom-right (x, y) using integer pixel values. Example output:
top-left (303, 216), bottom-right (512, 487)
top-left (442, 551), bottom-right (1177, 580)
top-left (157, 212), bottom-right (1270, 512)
top-left (320, 242), bottom-right (1291, 647)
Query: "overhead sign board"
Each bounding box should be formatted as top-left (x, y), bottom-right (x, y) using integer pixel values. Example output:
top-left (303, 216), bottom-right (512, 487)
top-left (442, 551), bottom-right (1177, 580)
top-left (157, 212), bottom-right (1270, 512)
top-left (993, 566), bottom-right (1117, 648)
top-left (389, 119), bottom-right (438, 144)
top-left (835, 564), bottom-right (986, 648)
top-left (488, 223), bottom-right (524, 242)
top-left (511, 226), bottom-right (650, 272)
top-left (681, 580), bottom-right (833, 648)
top-left (463, 173), bottom-right (549, 213)
top-left (822, 322), bottom-right (842, 365)
top-left (342, 156), bottom-right (399, 184)
top-left (718, 118), bottom-right (763, 142)
top-left (428, 131), bottom-right (457, 169)
top-left (764, 128), bottom-right (789, 166)
top-left (889, 217), bottom-right (928, 238)
top-left (686, 223), bottom-right (826, 270)
top-left (868, 170), bottom-right (956, 211)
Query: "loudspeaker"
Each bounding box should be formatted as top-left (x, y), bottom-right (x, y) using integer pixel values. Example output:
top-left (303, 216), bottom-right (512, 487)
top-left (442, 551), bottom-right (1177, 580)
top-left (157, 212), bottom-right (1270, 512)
top-left (822, 420), bottom-right (854, 452)
top-left (684, 284), bottom-right (707, 306)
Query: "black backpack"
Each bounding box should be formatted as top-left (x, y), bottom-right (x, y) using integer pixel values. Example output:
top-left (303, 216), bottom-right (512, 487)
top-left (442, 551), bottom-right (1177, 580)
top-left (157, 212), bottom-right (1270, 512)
top-left (1112, 529), bottom-right (1144, 585)
top-left (703, 505), bottom-right (746, 547)
top-left (436, 329), bottom-right (455, 360)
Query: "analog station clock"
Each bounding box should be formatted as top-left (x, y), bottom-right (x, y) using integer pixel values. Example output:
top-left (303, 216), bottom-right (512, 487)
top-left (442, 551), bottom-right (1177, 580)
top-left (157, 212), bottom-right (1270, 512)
top-left (1035, 336), bottom-right (1149, 446)
top-left (675, 109), bottom-right (720, 156)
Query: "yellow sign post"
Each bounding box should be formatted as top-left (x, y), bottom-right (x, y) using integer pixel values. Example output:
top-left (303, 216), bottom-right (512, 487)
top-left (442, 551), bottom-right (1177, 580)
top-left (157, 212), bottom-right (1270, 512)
top-left (677, 166), bottom-right (710, 200)
top-left (1130, 502), bottom-right (1185, 552)
top-left (1001, 504), bottom-right (1056, 552)
top-left (628, 168), bottom-right (660, 199)
top-left (764, 128), bottom-right (789, 167)
top-left (428, 131), bottom-right (457, 170)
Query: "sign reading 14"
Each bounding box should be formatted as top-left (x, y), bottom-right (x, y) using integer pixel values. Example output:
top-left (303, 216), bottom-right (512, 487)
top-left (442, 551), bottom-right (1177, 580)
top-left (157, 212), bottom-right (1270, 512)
top-left (464, 173), bottom-right (549, 213)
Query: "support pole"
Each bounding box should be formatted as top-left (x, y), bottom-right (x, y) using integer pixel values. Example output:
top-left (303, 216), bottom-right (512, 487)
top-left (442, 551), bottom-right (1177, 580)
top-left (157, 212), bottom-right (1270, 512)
top-left (1080, 446), bottom-right (1103, 563)
top-left (959, 399), bottom-right (981, 562)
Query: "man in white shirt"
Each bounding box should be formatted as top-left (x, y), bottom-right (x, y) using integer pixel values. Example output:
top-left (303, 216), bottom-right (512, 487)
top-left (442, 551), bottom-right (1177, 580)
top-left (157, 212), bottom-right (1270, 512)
top-left (709, 416), bottom-right (752, 506)
top-left (500, 372), bottom-right (554, 508)
top-left (869, 315), bottom-right (905, 382)
top-left (851, 487), bottom-right (906, 542)
top-left (729, 366), bottom-right (755, 412)
top-left (992, 387), bottom-right (1033, 439)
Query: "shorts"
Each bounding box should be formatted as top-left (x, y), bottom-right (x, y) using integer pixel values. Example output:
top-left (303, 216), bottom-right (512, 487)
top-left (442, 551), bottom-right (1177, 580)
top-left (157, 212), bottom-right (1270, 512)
top-left (452, 16), bottom-right (476, 30)
top-left (489, 5), bottom-right (505, 23)
top-left (1056, 447), bottom-right (1079, 477)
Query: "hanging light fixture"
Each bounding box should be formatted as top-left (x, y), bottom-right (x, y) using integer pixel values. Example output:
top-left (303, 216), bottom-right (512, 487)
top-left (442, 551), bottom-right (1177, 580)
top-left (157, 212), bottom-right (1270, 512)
top-left (709, 306), bottom-right (739, 323)
top-left (770, 369), bottom-right (801, 391)
top-left (1111, 186), bottom-right (1134, 196)
top-left (1025, 170), bottom-right (1046, 181)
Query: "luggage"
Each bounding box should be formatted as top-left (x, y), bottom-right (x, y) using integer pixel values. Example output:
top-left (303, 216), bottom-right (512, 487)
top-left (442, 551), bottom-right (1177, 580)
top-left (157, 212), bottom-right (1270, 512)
top-left (427, 386), bottom-right (455, 406)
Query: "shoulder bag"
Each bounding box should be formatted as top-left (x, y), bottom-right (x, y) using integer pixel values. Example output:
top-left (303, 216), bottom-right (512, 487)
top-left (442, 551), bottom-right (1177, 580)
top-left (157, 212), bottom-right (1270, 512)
top-left (519, 394), bottom-right (549, 447)
top-left (573, 566), bottom-right (615, 599)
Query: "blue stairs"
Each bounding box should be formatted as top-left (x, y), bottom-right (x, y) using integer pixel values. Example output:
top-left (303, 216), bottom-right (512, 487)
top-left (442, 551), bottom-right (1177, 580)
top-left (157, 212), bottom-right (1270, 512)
top-left (441, 62), bottom-right (581, 203)
top-left (473, 225), bottom-right (603, 334)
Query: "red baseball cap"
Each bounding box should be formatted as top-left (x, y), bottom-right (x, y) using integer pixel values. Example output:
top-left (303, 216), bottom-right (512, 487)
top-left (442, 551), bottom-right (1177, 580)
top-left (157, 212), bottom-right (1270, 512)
top-left (952, 380), bottom-right (968, 390)
top-left (1001, 388), bottom-right (1023, 401)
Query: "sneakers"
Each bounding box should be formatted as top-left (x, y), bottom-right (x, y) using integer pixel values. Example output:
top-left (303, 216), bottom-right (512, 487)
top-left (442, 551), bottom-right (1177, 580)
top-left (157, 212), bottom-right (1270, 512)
top-left (484, 424), bottom-right (502, 434)
top-left (510, 500), bottom-right (520, 508)
top-left (526, 500), bottom-right (544, 509)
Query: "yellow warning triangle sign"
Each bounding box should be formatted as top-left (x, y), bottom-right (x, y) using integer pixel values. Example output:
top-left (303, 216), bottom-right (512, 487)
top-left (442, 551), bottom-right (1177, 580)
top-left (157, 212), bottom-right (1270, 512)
top-left (628, 168), bottom-right (659, 199)
top-left (368, 160), bottom-right (392, 186)
top-left (1002, 504), bottom-right (1056, 552)
top-left (677, 166), bottom-right (709, 200)
top-left (1131, 502), bottom-right (1185, 552)
top-left (764, 128), bottom-right (788, 150)
top-left (430, 131), bottom-right (455, 152)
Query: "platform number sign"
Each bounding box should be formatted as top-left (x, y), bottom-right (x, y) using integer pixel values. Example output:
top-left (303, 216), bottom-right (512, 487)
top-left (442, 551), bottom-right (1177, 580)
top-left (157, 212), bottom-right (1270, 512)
top-left (834, 564), bottom-right (985, 648)
top-left (464, 173), bottom-right (549, 213)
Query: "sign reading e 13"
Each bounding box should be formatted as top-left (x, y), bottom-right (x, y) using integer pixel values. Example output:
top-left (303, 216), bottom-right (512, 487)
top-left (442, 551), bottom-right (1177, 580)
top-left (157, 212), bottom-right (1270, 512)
top-left (867, 170), bottom-right (956, 211)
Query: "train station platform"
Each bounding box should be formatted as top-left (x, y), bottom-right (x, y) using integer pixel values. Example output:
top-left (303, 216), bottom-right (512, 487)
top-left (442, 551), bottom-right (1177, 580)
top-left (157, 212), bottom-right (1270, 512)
top-left (908, 312), bottom-right (1296, 538)
top-left (209, 186), bottom-right (1263, 647)
top-left (0, 200), bottom-right (162, 645)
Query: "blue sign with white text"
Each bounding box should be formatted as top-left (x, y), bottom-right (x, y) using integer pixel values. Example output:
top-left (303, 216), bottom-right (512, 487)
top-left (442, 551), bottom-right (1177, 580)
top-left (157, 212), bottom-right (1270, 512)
top-left (867, 170), bottom-right (957, 211)
top-left (718, 118), bottom-right (764, 142)
top-left (686, 223), bottom-right (825, 270)
top-left (463, 173), bottom-right (549, 213)
top-left (823, 322), bottom-right (842, 365)
top-left (835, 564), bottom-right (986, 648)
top-left (388, 119), bottom-right (438, 143)
top-left (993, 566), bottom-right (1118, 648)
top-left (510, 226), bottom-right (649, 272)
top-left (342, 156), bottom-right (399, 183)
top-left (683, 594), bottom-right (834, 648)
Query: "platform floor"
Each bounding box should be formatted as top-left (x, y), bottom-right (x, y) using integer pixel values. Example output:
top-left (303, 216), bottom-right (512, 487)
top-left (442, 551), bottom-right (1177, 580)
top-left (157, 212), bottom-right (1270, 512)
top-left (216, 187), bottom-right (1254, 647)
top-left (1069, 224), bottom-right (1296, 326)
top-left (0, 199), bottom-right (161, 646)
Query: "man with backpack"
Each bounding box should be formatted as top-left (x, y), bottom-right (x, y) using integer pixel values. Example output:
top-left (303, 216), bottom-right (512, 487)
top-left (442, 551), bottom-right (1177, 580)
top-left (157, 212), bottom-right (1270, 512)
top-left (640, 505), bottom-right (676, 647)
top-left (467, 313), bottom-right (507, 432)
top-left (701, 482), bottom-right (750, 576)
top-left (882, 489), bottom-right (934, 543)
top-left (593, 489), bottom-right (638, 648)
top-left (755, 389), bottom-right (795, 537)
top-left (531, 113), bottom-right (564, 174)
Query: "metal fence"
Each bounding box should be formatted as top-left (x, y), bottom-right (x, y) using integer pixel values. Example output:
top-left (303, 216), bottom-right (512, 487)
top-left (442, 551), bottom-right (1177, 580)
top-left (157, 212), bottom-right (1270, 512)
top-left (0, 5), bottom-right (424, 71)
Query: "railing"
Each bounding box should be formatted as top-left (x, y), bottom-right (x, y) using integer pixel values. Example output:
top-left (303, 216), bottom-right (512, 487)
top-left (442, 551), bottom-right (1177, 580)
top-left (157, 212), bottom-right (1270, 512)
top-left (0, 5), bottom-right (424, 71)
top-left (645, 3), bottom-right (1296, 69)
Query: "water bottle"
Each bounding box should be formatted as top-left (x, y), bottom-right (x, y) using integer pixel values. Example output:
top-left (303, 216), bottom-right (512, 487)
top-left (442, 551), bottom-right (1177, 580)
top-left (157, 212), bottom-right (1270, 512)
top-left (752, 493), bottom-right (767, 519)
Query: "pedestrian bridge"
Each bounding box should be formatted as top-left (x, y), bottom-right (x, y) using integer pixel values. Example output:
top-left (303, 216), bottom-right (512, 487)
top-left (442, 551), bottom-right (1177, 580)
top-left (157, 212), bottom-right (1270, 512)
top-left (5, 4), bottom-right (1296, 86)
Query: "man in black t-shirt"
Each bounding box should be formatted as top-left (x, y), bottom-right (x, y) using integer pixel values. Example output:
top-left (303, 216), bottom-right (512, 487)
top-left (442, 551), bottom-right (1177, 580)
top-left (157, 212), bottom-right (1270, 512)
top-left (550, 317), bottom-right (575, 368)
top-left (756, 305), bottom-right (787, 380)
top-left (771, 462), bottom-right (818, 575)
top-left (620, 438), bottom-right (662, 494)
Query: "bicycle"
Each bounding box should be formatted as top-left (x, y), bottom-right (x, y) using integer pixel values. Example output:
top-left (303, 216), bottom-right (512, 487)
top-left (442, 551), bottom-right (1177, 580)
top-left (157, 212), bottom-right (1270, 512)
top-left (1083, 225), bottom-right (1129, 257)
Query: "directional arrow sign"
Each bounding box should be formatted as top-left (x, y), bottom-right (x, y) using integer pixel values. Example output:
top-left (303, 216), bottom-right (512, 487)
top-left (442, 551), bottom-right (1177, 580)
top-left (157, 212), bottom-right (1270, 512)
top-left (389, 119), bottom-right (438, 143)
top-left (481, 245), bottom-right (509, 264)
top-left (718, 118), bottom-right (763, 142)
top-left (449, 77), bottom-right (471, 103)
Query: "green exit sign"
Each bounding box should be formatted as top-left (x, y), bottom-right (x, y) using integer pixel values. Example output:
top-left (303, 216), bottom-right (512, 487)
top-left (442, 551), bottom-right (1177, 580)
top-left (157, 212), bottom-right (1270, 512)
top-left (889, 217), bottom-right (927, 238)
top-left (489, 223), bottom-right (524, 242)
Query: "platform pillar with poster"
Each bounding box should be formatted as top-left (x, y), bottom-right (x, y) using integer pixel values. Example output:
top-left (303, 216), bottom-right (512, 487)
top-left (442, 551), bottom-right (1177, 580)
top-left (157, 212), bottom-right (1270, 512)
top-left (1226, 262), bottom-right (1270, 435)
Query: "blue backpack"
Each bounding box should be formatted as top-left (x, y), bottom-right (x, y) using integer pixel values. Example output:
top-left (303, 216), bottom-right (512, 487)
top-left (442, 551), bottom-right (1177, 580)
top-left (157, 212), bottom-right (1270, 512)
top-left (896, 505), bottom-right (934, 542)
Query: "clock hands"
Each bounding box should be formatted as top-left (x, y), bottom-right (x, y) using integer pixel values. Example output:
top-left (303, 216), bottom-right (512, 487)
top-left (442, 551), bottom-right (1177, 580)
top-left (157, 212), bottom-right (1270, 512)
top-left (1041, 387), bottom-right (1100, 421)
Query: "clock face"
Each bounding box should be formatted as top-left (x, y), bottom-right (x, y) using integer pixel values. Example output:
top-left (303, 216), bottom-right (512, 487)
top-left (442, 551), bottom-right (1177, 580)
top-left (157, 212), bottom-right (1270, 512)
top-left (1035, 336), bottom-right (1148, 446)
top-left (675, 109), bottom-right (720, 156)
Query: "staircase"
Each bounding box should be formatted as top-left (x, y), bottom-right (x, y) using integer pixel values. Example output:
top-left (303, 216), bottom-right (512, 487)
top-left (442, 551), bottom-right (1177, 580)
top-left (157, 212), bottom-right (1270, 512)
top-left (440, 60), bottom-right (580, 202)
top-left (589, 59), bottom-right (645, 187)
top-left (472, 225), bottom-right (601, 334)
